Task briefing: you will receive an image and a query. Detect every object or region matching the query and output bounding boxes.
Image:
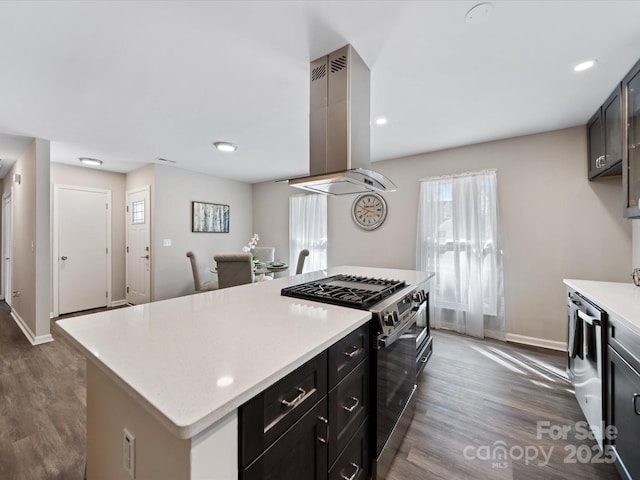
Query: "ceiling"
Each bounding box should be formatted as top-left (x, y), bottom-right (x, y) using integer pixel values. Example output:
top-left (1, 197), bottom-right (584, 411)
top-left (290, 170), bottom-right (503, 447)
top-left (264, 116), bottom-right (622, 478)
top-left (1, 1), bottom-right (640, 184)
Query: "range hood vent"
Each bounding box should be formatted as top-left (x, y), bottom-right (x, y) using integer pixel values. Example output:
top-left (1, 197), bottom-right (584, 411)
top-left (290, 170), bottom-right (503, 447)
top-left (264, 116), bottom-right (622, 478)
top-left (288, 44), bottom-right (396, 195)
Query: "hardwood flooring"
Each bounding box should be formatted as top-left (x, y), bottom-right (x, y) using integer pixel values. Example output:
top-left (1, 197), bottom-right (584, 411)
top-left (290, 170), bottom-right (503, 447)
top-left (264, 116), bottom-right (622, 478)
top-left (387, 331), bottom-right (620, 480)
top-left (0, 303), bottom-right (86, 480)
top-left (0, 304), bottom-right (621, 479)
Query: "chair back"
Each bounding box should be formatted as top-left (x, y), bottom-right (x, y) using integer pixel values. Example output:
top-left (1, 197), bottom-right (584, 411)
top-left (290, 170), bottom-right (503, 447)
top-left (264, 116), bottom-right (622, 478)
top-left (214, 253), bottom-right (253, 288)
top-left (186, 251), bottom-right (217, 292)
top-left (296, 249), bottom-right (310, 274)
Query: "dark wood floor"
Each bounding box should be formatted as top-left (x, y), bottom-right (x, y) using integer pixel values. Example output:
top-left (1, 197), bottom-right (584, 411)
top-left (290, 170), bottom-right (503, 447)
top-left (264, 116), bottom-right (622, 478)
top-left (0, 303), bottom-right (620, 479)
top-left (388, 331), bottom-right (620, 480)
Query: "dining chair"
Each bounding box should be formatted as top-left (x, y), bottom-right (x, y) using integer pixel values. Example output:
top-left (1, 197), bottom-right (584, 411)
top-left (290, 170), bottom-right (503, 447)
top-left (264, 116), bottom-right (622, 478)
top-left (214, 253), bottom-right (253, 288)
top-left (252, 246), bottom-right (275, 278)
top-left (186, 251), bottom-right (218, 293)
top-left (295, 249), bottom-right (309, 274)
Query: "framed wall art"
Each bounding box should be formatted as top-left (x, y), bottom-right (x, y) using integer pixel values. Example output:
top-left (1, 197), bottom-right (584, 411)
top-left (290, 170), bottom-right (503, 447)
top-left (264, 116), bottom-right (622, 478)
top-left (191, 201), bottom-right (230, 233)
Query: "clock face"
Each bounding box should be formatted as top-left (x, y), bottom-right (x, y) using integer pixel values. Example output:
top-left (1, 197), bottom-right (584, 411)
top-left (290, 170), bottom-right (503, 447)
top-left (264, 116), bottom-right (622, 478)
top-left (352, 193), bottom-right (387, 230)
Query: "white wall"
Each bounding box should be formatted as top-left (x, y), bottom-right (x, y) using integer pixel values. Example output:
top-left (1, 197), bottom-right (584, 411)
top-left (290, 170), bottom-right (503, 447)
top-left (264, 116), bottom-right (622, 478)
top-left (151, 165), bottom-right (253, 300)
top-left (50, 163), bottom-right (127, 304)
top-left (252, 126), bottom-right (632, 344)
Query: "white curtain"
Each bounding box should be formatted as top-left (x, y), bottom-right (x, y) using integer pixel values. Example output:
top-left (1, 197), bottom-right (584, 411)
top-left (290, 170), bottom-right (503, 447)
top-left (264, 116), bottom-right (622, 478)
top-left (416, 170), bottom-right (505, 340)
top-left (289, 194), bottom-right (327, 274)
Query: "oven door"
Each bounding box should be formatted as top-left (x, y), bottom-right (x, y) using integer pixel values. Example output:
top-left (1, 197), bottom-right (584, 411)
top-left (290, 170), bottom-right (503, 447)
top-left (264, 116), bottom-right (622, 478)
top-left (375, 317), bottom-right (417, 456)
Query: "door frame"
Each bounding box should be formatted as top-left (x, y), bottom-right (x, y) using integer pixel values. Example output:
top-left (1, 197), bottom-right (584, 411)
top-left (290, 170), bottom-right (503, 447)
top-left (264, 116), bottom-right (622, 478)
top-left (52, 184), bottom-right (112, 318)
top-left (125, 185), bottom-right (152, 304)
top-left (2, 190), bottom-right (12, 305)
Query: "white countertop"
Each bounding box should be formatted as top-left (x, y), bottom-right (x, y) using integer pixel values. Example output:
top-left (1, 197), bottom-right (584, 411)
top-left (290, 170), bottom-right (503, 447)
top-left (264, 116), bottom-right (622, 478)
top-left (563, 278), bottom-right (640, 335)
top-left (57, 266), bottom-right (433, 439)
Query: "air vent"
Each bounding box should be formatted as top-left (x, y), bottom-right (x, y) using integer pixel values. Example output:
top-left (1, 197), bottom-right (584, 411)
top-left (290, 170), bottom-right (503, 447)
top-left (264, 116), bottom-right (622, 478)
top-left (311, 64), bottom-right (326, 82)
top-left (331, 55), bottom-right (347, 73)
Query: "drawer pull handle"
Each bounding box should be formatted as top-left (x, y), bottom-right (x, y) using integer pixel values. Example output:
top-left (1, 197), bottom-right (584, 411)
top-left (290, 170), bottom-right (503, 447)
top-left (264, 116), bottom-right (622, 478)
top-left (340, 462), bottom-right (361, 480)
top-left (343, 346), bottom-right (360, 359)
top-left (633, 393), bottom-right (640, 415)
top-left (281, 387), bottom-right (306, 408)
top-left (342, 396), bottom-right (360, 413)
top-left (317, 415), bottom-right (329, 444)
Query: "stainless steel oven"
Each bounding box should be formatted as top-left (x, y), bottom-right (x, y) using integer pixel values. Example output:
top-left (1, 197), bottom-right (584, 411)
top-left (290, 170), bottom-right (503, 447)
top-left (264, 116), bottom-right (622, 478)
top-left (370, 287), bottom-right (425, 479)
top-left (281, 275), bottom-right (431, 480)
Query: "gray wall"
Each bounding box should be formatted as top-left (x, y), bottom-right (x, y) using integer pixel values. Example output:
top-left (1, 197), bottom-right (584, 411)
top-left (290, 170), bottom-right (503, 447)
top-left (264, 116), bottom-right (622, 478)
top-left (3, 138), bottom-right (51, 343)
top-left (151, 164), bottom-right (253, 301)
top-left (252, 126), bottom-right (632, 345)
top-left (50, 163), bottom-right (127, 304)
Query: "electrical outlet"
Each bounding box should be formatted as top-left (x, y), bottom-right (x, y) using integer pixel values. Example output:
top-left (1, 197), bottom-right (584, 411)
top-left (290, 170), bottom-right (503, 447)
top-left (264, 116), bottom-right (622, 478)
top-left (123, 428), bottom-right (136, 478)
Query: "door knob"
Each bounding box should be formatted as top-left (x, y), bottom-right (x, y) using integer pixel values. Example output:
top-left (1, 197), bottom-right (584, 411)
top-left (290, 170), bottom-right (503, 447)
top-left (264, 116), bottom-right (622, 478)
top-left (61, 256), bottom-right (68, 260)
top-left (141, 255), bottom-right (149, 259)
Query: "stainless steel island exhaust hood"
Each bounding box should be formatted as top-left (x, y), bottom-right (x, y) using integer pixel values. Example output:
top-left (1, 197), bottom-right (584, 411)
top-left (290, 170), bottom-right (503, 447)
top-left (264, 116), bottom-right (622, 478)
top-left (288, 45), bottom-right (396, 195)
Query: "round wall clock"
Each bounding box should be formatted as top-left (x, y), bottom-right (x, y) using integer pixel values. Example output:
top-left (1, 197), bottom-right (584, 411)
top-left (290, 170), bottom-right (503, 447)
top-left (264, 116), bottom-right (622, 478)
top-left (352, 193), bottom-right (388, 230)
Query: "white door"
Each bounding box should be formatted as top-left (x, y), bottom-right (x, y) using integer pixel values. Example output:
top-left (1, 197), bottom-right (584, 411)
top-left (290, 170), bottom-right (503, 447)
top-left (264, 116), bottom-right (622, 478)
top-left (126, 186), bottom-right (151, 305)
top-left (55, 186), bottom-right (111, 315)
top-left (3, 192), bottom-right (12, 306)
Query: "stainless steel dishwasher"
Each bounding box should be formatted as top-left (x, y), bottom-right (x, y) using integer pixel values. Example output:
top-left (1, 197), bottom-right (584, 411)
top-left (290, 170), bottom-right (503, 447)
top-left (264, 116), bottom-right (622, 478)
top-left (567, 289), bottom-right (607, 450)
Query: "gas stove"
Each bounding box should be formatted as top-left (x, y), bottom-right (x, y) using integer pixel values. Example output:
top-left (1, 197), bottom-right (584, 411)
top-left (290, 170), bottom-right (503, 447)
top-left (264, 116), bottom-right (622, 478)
top-left (280, 274), bottom-right (407, 310)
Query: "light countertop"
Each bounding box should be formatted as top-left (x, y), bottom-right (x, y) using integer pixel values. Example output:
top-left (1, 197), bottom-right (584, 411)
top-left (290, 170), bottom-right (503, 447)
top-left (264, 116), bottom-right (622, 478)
top-left (563, 279), bottom-right (640, 335)
top-left (56, 266), bottom-right (433, 439)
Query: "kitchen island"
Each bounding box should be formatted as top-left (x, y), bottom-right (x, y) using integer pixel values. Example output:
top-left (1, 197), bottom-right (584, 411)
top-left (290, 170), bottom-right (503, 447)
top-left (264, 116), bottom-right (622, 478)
top-left (57, 266), bottom-right (432, 480)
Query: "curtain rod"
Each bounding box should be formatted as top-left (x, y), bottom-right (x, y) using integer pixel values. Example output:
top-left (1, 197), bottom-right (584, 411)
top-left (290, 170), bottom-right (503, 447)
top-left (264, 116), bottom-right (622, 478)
top-left (419, 168), bottom-right (497, 182)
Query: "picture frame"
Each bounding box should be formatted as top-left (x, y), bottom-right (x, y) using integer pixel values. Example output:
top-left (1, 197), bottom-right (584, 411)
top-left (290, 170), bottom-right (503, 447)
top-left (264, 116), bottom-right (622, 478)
top-left (191, 201), bottom-right (230, 233)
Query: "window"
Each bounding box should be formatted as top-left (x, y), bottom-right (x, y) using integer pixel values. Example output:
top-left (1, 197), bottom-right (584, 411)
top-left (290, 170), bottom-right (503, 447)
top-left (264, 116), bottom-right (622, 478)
top-left (289, 194), bottom-right (327, 274)
top-left (131, 199), bottom-right (145, 224)
top-left (416, 170), bottom-right (504, 339)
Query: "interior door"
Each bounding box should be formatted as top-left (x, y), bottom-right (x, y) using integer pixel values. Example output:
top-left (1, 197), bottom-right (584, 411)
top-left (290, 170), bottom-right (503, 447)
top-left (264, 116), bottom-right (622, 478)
top-left (3, 192), bottom-right (12, 306)
top-left (126, 186), bottom-right (151, 305)
top-left (56, 186), bottom-right (110, 315)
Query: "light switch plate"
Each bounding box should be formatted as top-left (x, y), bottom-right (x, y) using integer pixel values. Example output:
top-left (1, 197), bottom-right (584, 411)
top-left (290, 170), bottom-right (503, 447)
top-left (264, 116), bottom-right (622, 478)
top-left (162, 239), bottom-right (172, 247)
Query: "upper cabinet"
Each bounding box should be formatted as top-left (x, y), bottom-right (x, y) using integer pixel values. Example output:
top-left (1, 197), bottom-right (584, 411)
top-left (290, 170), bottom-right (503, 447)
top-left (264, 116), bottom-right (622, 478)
top-left (624, 58), bottom-right (640, 218)
top-left (588, 85), bottom-right (623, 180)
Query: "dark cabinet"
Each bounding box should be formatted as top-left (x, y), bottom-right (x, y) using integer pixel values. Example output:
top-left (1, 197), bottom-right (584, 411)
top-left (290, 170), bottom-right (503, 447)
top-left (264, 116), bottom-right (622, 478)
top-left (243, 399), bottom-right (329, 480)
top-left (607, 315), bottom-right (640, 480)
top-left (240, 324), bottom-right (370, 480)
top-left (588, 85), bottom-right (623, 180)
top-left (607, 347), bottom-right (640, 480)
top-left (624, 58), bottom-right (640, 217)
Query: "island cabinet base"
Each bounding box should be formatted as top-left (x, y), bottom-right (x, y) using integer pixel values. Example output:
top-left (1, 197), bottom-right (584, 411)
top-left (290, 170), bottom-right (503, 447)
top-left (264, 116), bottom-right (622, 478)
top-left (85, 362), bottom-right (237, 480)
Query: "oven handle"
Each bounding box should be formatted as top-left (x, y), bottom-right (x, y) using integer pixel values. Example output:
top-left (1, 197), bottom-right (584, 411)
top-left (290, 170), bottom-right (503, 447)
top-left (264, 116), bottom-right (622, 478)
top-left (378, 316), bottom-right (417, 349)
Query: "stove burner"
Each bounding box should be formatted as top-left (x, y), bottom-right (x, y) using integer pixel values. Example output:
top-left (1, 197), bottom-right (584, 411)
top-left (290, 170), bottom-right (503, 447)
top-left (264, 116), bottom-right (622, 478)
top-left (281, 274), bottom-right (406, 310)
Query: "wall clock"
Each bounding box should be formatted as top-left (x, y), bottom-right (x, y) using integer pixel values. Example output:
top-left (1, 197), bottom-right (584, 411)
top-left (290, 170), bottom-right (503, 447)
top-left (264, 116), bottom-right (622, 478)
top-left (352, 193), bottom-right (387, 230)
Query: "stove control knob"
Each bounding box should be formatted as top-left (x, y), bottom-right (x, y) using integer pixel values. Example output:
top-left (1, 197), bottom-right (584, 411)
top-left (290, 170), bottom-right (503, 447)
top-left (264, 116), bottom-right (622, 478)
top-left (384, 312), bottom-right (395, 326)
top-left (392, 311), bottom-right (399, 324)
top-left (412, 290), bottom-right (424, 303)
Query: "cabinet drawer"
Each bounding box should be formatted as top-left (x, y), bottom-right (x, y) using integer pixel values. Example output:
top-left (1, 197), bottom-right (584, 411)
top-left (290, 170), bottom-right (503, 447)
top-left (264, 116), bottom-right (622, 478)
top-left (243, 398), bottom-right (329, 480)
top-left (328, 323), bottom-right (370, 389)
top-left (608, 316), bottom-right (640, 373)
top-left (240, 351), bottom-right (328, 466)
top-left (328, 357), bottom-right (369, 464)
top-left (329, 418), bottom-right (369, 480)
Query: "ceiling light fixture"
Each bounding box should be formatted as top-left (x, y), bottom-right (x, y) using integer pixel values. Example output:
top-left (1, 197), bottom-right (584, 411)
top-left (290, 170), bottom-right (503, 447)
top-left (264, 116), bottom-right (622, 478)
top-left (465, 2), bottom-right (494, 24)
top-left (375, 117), bottom-right (388, 126)
top-left (573, 59), bottom-right (597, 72)
top-left (213, 141), bottom-right (237, 152)
top-left (79, 157), bottom-right (103, 166)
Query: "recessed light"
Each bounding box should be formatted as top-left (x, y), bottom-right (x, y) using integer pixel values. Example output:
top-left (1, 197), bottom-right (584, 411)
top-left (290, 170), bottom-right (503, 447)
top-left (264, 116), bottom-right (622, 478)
top-left (465, 2), bottom-right (494, 24)
top-left (78, 157), bottom-right (103, 166)
top-left (375, 117), bottom-right (388, 126)
top-left (574, 59), bottom-right (597, 72)
top-left (213, 141), bottom-right (237, 152)
top-left (216, 376), bottom-right (234, 387)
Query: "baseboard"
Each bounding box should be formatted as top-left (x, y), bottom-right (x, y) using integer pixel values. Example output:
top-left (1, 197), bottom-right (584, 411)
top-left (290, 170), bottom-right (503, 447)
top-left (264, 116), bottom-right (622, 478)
top-left (11, 310), bottom-right (54, 345)
top-left (111, 299), bottom-right (128, 307)
top-left (506, 333), bottom-right (565, 352)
